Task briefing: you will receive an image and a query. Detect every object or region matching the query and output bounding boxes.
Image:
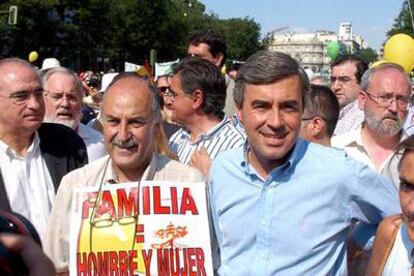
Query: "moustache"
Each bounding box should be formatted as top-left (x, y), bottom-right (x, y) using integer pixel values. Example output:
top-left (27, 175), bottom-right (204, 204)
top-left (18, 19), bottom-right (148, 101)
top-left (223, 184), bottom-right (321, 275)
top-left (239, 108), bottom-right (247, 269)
top-left (112, 136), bottom-right (138, 149)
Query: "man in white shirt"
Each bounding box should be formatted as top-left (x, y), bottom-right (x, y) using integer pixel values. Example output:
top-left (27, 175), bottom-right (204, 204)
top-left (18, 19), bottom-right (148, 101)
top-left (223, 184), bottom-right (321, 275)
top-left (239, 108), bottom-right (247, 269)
top-left (332, 63), bottom-right (412, 187)
top-left (42, 67), bottom-right (107, 161)
top-left (331, 55), bottom-right (368, 136)
top-left (0, 58), bottom-right (87, 237)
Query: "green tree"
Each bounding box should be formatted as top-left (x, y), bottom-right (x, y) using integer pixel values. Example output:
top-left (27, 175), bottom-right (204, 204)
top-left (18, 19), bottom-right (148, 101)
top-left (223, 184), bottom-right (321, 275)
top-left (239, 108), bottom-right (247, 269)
top-left (356, 47), bottom-right (378, 64)
top-left (387, 0), bottom-right (414, 37)
top-left (0, 0), bottom-right (263, 70)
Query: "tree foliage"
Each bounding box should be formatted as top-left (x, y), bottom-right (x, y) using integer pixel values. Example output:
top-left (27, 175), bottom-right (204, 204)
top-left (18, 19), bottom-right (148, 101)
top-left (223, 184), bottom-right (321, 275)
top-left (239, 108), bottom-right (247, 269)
top-left (355, 47), bottom-right (378, 65)
top-left (0, 0), bottom-right (263, 71)
top-left (387, 0), bottom-right (414, 37)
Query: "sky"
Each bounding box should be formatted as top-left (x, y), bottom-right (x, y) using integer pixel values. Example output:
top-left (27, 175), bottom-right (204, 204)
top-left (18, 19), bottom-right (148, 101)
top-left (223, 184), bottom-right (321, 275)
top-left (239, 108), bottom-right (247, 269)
top-left (200, 0), bottom-right (406, 51)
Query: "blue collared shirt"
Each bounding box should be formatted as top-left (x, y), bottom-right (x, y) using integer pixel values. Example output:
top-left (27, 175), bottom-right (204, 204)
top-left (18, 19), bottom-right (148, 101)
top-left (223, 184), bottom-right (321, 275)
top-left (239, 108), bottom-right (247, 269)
top-left (208, 138), bottom-right (400, 275)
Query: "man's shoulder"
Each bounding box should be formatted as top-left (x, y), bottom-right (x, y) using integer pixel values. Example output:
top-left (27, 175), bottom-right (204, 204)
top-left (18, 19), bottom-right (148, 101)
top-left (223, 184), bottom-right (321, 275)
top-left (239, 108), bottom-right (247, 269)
top-left (331, 127), bottom-right (361, 148)
top-left (154, 154), bottom-right (204, 182)
top-left (61, 155), bottom-right (108, 185)
top-left (39, 123), bottom-right (85, 147)
top-left (79, 123), bottom-right (103, 141)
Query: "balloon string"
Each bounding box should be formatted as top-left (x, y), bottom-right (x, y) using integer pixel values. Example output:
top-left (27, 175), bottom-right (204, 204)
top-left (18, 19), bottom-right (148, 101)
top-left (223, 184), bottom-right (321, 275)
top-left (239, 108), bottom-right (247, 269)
top-left (408, 0), bottom-right (414, 32)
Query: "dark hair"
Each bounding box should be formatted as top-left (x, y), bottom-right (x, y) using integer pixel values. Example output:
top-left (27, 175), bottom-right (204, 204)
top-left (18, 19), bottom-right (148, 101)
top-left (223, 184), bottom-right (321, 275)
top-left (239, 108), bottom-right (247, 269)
top-left (305, 84), bottom-right (340, 138)
top-left (234, 50), bottom-right (309, 108)
top-left (331, 54), bottom-right (368, 83)
top-left (396, 135), bottom-right (414, 171)
top-left (173, 56), bottom-right (226, 119)
top-left (187, 29), bottom-right (226, 67)
top-left (104, 72), bottom-right (161, 120)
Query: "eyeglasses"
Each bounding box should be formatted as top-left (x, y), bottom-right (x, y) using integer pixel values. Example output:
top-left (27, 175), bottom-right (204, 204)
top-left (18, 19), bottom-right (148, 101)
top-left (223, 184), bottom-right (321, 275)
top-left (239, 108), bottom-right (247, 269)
top-left (330, 76), bottom-right (356, 85)
top-left (44, 90), bottom-right (81, 104)
top-left (88, 158), bottom-right (141, 273)
top-left (364, 91), bottom-right (412, 110)
top-left (158, 86), bottom-right (170, 94)
top-left (0, 89), bottom-right (44, 106)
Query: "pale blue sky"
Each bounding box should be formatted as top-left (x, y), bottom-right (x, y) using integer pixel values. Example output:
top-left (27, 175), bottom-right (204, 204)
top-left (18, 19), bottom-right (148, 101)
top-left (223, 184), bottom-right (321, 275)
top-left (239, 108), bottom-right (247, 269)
top-left (201, 0), bottom-right (406, 51)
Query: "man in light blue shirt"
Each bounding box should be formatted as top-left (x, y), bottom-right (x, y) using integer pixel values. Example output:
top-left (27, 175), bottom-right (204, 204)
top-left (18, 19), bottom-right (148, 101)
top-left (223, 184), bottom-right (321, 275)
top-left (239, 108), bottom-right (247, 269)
top-left (208, 50), bottom-right (400, 275)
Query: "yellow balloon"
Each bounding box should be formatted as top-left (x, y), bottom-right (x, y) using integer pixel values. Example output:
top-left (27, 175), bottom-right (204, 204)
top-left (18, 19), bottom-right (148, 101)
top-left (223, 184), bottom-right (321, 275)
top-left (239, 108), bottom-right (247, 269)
top-left (28, 51), bottom-right (39, 63)
top-left (384, 33), bottom-right (414, 73)
top-left (370, 60), bottom-right (387, 68)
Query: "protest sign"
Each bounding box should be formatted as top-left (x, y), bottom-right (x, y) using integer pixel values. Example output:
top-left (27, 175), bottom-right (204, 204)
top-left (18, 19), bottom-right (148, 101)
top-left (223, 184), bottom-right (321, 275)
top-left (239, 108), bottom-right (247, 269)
top-left (69, 181), bottom-right (212, 276)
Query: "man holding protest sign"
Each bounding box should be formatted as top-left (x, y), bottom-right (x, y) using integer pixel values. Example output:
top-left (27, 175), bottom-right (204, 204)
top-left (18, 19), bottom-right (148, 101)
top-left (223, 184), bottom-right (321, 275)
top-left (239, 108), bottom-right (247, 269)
top-left (44, 73), bottom-right (210, 275)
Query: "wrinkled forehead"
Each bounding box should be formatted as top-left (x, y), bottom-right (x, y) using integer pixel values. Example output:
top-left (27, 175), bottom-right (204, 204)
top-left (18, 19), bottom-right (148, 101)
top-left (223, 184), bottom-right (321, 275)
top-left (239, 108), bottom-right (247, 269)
top-left (370, 69), bottom-right (412, 94)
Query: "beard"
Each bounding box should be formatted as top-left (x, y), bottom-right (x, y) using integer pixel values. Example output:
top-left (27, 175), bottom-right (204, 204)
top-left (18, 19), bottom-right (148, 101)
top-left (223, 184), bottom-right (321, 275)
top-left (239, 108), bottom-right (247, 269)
top-left (43, 112), bottom-right (80, 130)
top-left (364, 108), bottom-right (404, 135)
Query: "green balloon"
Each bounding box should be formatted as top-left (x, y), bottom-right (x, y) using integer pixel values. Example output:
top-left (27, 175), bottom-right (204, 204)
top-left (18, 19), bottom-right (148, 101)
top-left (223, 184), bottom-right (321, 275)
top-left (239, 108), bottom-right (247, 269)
top-left (327, 41), bottom-right (340, 59)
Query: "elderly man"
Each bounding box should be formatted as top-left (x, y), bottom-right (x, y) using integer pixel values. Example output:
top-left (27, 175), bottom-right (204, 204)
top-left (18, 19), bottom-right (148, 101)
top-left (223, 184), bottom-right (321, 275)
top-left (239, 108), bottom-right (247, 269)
top-left (42, 67), bottom-right (107, 161)
top-left (44, 73), bottom-right (204, 275)
top-left (168, 57), bottom-right (245, 176)
top-left (366, 136), bottom-right (414, 275)
top-left (332, 63), bottom-right (412, 187)
top-left (300, 84), bottom-right (340, 146)
top-left (0, 58), bottom-right (87, 236)
top-left (331, 55), bottom-right (368, 136)
top-left (208, 50), bottom-right (400, 275)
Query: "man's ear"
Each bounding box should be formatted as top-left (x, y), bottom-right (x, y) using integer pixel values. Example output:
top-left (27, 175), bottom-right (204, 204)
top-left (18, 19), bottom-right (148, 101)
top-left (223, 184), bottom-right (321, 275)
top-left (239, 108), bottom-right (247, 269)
top-left (311, 117), bottom-right (325, 136)
top-left (214, 53), bottom-right (224, 68)
top-left (192, 89), bottom-right (204, 110)
top-left (358, 91), bottom-right (366, 110)
top-left (236, 104), bottom-right (244, 125)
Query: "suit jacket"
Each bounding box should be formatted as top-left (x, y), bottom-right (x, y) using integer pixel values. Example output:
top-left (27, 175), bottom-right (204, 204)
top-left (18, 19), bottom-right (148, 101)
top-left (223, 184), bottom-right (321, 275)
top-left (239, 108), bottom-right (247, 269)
top-left (0, 123), bottom-right (88, 211)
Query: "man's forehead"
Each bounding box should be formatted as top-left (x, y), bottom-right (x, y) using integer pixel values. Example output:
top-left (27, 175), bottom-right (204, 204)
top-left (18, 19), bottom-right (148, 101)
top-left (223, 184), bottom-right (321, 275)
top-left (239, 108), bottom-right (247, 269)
top-left (0, 63), bottom-right (41, 90)
top-left (332, 62), bottom-right (357, 75)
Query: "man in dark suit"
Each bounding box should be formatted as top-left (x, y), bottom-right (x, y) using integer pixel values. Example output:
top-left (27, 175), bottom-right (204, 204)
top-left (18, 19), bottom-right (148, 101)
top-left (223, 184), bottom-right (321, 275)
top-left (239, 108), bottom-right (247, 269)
top-left (0, 58), bottom-right (87, 237)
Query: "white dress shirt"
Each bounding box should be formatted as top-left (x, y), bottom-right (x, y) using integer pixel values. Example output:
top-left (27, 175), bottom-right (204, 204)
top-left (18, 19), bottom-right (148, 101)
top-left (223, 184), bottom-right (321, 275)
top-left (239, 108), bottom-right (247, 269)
top-left (78, 123), bottom-right (107, 162)
top-left (383, 222), bottom-right (414, 275)
top-left (0, 132), bottom-right (55, 238)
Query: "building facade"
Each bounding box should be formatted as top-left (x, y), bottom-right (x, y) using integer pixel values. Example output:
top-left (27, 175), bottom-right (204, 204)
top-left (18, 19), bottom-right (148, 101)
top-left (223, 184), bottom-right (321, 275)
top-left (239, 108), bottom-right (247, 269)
top-left (268, 22), bottom-right (365, 73)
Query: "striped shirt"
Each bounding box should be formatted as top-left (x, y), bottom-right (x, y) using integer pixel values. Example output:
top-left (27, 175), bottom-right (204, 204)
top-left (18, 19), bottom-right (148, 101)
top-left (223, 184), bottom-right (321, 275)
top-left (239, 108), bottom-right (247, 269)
top-left (169, 116), bottom-right (246, 164)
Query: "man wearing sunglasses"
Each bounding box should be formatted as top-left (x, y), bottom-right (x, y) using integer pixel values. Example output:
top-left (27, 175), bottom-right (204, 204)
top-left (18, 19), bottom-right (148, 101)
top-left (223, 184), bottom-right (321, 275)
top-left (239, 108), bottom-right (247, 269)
top-left (330, 55), bottom-right (368, 136)
top-left (0, 58), bottom-right (87, 237)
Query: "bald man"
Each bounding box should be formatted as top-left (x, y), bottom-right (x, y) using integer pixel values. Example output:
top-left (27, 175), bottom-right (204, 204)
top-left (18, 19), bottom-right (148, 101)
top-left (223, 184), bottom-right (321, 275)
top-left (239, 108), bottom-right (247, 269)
top-left (0, 58), bottom-right (87, 236)
top-left (44, 73), bottom-right (204, 275)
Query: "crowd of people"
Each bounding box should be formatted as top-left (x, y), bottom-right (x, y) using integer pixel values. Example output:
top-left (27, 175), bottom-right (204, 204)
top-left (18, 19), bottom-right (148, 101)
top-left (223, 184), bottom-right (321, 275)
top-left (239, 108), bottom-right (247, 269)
top-left (0, 28), bottom-right (413, 275)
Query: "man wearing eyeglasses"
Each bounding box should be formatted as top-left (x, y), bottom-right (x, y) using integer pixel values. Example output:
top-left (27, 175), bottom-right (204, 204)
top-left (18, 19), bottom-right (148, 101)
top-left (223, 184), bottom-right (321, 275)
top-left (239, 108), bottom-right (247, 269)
top-left (168, 57), bottom-right (245, 177)
top-left (332, 63), bottom-right (412, 188)
top-left (0, 58), bottom-right (87, 237)
top-left (155, 74), bottom-right (180, 138)
top-left (332, 62), bottom-right (412, 275)
top-left (42, 67), bottom-right (107, 162)
top-left (330, 55), bottom-right (368, 136)
top-left (300, 84), bottom-right (340, 147)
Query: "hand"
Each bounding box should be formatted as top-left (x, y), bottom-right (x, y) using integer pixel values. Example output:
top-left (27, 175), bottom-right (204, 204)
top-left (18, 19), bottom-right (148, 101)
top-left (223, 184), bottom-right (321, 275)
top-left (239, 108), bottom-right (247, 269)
top-left (0, 234), bottom-right (55, 276)
top-left (190, 147), bottom-right (212, 179)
